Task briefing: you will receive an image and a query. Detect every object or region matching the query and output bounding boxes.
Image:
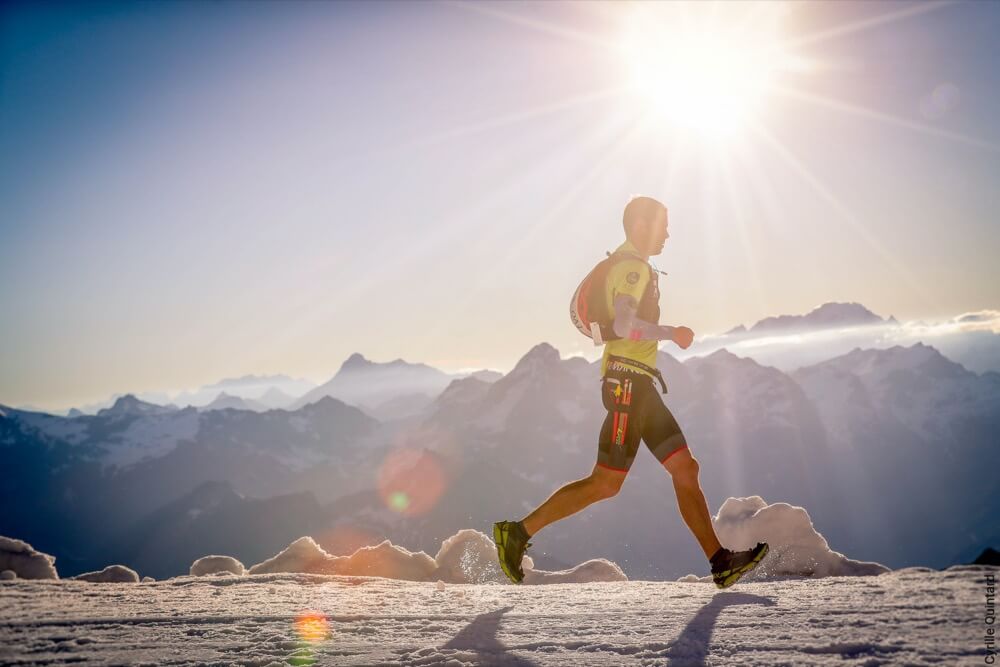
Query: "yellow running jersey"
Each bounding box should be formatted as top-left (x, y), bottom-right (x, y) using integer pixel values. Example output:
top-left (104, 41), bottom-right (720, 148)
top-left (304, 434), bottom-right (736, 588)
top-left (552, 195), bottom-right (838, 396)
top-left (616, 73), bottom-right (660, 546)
top-left (600, 240), bottom-right (659, 379)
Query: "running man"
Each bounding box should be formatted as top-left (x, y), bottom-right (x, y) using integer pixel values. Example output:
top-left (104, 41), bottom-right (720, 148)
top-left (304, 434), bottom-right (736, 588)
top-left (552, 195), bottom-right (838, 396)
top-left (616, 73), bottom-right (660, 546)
top-left (494, 196), bottom-right (768, 588)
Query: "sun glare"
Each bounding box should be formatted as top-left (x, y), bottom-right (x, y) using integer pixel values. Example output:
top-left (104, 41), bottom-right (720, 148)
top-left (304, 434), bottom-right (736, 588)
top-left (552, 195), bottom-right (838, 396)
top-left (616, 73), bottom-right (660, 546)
top-left (621, 2), bottom-right (795, 138)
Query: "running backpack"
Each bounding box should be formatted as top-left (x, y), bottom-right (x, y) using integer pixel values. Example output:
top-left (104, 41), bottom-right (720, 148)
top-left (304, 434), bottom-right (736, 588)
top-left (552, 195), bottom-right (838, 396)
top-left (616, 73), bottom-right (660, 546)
top-left (569, 251), bottom-right (660, 345)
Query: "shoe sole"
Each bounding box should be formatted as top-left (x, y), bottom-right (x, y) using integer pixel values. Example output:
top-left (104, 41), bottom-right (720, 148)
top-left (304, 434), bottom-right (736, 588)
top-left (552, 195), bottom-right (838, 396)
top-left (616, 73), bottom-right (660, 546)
top-left (714, 543), bottom-right (769, 589)
top-left (493, 523), bottom-right (523, 584)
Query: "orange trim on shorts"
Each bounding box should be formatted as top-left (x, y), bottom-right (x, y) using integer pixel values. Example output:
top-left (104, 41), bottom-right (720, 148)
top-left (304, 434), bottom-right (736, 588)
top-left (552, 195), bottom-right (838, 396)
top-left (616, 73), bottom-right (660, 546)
top-left (596, 461), bottom-right (629, 473)
top-left (660, 444), bottom-right (689, 464)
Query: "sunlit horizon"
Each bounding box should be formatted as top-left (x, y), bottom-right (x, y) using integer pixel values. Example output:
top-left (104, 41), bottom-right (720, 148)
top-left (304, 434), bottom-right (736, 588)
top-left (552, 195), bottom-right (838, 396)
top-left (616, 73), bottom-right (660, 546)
top-left (2, 0), bottom-right (998, 411)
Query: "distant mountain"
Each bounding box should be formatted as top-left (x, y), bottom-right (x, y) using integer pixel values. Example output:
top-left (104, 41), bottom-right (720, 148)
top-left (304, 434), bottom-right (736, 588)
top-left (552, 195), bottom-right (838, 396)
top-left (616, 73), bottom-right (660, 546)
top-left (743, 302), bottom-right (888, 335)
top-left (462, 369), bottom-right (503, 383)
top-left (291, 353), bottom-right (456, 413)
top-left (3, 339), bottom-right (997, 579)
top-left (692, 302), bottom-right (1000, 375)
top-left (255, 386), bottom-right (296, 410)
top-left (0, 394), bottom-right (381, 575)
top-left (792, 343), bottom-right (1000, 568)
top-left (97, 394), bottom-right (178, 418)
top-left (361, 392), bottom-right (436, 421)
top-left (114, 481), bottom-right (329, 579)
top-left (171, 374), bottom-right (316, 410)
top-left (199, 392), bottom-right (267, 413)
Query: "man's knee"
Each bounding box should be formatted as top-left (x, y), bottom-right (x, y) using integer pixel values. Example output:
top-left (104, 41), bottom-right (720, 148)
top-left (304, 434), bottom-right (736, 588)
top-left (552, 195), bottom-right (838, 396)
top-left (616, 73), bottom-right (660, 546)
top-left (665, 451), bottom-right (700, 486)
top-left (589, 467), bottom-right (626, 498)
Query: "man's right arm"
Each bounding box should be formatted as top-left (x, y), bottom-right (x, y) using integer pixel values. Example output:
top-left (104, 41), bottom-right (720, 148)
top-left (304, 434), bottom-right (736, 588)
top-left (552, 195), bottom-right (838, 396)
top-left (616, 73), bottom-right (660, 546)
top-left (611, 294), bottom-right (675, 342)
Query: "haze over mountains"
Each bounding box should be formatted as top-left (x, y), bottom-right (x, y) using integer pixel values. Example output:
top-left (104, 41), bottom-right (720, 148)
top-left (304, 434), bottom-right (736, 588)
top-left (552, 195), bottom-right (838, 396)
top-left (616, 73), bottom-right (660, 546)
top-left (694, 301), bottom-right (1000, 374)
top-left (2, 301), bottom-right (997, 579)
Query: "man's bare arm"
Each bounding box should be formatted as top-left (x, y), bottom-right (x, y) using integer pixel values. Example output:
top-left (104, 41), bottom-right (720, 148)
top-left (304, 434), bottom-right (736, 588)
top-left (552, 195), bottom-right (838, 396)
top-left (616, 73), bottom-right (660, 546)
top-left (612, 294), bottom-right (694, 348)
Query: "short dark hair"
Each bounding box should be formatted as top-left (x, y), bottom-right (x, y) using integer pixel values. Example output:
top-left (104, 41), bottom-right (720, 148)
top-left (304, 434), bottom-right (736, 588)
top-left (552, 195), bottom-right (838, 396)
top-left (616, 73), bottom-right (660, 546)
top-left (623, 196), bottom-right (667, 238)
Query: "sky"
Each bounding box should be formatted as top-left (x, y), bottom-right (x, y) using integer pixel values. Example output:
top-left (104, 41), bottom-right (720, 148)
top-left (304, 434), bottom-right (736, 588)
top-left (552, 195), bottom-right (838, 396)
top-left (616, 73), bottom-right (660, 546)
top-left (1, 0), bottom-right (999, 411)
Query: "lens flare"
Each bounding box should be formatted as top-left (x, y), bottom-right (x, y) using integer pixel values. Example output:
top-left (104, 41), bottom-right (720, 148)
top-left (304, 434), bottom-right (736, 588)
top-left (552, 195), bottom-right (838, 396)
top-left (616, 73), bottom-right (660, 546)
top-left (377, 447), bottom-right (447, 516)
top-left (294, 610), bottom-right (330, 643)
top-left (388, 491), bottom-right (410, 511)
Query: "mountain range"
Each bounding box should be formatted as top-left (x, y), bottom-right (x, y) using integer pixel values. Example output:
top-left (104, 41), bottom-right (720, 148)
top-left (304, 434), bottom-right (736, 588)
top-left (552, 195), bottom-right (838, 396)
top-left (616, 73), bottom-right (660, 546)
top-left (3, 317), bottom-right (996, 579)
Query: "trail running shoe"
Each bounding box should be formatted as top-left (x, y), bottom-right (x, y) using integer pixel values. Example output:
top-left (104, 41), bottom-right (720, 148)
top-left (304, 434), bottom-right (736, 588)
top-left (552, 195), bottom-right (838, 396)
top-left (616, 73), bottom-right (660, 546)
top-left (711, 542), bottom-right (769, 589)
top-left (493, 520), bottom-right (531, 584)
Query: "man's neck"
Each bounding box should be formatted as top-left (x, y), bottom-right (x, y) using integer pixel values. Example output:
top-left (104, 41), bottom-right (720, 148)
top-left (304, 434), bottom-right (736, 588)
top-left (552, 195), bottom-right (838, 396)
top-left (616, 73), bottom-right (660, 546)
top-left (622, 238), bottom-right (649, 261)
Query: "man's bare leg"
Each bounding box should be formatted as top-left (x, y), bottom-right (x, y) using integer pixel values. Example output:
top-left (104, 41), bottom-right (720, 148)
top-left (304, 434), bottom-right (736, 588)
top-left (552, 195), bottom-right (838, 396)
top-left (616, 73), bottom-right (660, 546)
top-left (663, 448), bottom-right (723, 560)
top-left (521, 464), bottom-right (626, 537)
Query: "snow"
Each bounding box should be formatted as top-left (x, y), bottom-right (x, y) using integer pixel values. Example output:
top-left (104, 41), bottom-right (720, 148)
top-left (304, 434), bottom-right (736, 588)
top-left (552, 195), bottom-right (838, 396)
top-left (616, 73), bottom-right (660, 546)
top-left (245, 531), bottom-right (626, 586)
top-left (0, 566), bottom-right (987, 665)
top-left (0, 536), bottom-right (58, 580)
top-left (11, 411), bottom-right (89, 444)
top-left (190, 555), bottom-right (246, 577)
top-left (708, 496), bottom-right (889, 578)
top-left (102, 409), bottom-right (200, 468)
top-left (71, 565), bottom-right (140, 583)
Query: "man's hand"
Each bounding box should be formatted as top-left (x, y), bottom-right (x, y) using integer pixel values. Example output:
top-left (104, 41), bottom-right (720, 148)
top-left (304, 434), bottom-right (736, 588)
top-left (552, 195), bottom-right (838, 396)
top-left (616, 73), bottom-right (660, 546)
top-left (671, 326), bottom-right (694, 350)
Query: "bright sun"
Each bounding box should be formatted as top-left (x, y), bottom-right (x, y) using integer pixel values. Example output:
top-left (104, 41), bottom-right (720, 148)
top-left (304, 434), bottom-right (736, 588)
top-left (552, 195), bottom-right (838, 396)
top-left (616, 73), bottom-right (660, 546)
top-left (621, 2), bottom-right (795, 138)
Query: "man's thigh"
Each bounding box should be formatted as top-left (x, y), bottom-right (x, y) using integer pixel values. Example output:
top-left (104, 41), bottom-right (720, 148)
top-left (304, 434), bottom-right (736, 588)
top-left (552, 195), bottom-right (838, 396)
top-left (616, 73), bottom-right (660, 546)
top-left (596, 372), bottom-right (646, 472)
top-left (641, 391), bottom-right (689, 465)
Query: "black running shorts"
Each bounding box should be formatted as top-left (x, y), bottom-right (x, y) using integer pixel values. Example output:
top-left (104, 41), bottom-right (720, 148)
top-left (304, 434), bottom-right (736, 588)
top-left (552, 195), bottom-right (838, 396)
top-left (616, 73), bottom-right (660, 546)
top-left (597, 366), bottom-right (688, 472)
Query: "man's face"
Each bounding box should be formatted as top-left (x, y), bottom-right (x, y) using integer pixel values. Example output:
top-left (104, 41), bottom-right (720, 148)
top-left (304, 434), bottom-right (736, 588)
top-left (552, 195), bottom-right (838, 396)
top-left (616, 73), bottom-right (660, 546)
top-left (646, 209), bottom-right (670, 256)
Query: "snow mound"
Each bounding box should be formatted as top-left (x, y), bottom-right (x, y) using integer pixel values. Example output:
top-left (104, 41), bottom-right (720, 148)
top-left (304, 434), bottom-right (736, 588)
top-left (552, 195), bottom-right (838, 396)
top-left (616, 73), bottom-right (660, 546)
top-left (249, 530), bottom-right (628, 584)
top-left (0, 535), bottom-right (58, 579)
top-left (524, 558), bottom-right (626, 584)
top-left (72, 564), bottom-right (140, 583)
top-left (711, 496), bottom-right (889, 578)
top-left (433, 529), bottom-right (507, 584)
top-left (248, 536), bottom-right (436, 581)
top-left (190, 555), bottom-right (246, 577)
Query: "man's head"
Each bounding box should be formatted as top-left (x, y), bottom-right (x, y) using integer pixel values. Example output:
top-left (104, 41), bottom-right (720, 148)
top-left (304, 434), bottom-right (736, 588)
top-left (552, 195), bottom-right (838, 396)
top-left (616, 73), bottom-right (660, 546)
top-left (623, 196), bottom-right (669, 256)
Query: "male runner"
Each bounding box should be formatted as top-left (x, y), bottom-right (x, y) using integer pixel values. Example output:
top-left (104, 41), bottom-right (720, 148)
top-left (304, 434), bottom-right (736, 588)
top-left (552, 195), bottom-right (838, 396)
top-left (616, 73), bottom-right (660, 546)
top-left (494, 196), bottom-right (768, 588)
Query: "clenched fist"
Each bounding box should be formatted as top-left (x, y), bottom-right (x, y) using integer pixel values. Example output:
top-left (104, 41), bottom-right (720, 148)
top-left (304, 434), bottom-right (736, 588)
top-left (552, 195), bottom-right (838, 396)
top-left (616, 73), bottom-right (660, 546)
top-left (671, 326), bottom-right (694, 350)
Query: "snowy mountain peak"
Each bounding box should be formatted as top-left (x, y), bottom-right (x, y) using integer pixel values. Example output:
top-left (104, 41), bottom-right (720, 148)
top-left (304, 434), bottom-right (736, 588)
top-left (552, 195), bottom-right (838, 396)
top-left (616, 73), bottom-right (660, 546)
top-left (97, 394), bottom-right (174, 418)
top-left (822, 342), bottom-right (967, 381)
top-left (749, 301), bottom-right (885, 334)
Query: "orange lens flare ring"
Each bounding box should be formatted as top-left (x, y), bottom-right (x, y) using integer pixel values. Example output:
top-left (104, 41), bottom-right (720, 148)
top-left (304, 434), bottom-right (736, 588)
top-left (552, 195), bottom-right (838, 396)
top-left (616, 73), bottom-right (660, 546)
top-left (377, 447), bottom-right (447, 516)
top-left (294, 610), bottom-right (330, 643)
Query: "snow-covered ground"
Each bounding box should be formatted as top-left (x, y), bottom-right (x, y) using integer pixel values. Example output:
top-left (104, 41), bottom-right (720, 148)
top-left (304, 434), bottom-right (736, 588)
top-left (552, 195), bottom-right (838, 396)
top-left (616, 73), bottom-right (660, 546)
top-left (0, 566), bottom-right (988, 666)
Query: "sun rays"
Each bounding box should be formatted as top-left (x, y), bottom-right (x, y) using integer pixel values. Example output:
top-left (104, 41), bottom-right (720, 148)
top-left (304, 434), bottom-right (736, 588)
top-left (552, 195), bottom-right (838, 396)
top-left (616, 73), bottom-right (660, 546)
top-left (413, 0), bottom-right (995, 333)
top-left (244, 0), bottom-right (990, 380)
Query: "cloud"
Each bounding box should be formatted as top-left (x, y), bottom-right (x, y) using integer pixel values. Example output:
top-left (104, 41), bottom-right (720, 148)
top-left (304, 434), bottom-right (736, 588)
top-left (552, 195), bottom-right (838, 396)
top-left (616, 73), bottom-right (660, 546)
top-left (682, 309), bottom-right (1000, 373)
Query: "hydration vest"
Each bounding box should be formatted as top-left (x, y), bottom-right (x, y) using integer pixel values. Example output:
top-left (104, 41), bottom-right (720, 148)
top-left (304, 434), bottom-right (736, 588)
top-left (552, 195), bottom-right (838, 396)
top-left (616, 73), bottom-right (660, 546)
top-left (570, 250), bottom-right (660, 344)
